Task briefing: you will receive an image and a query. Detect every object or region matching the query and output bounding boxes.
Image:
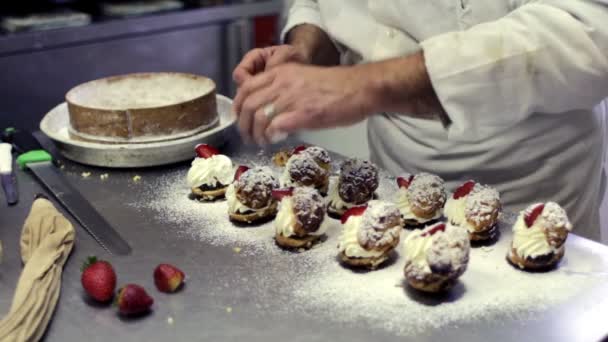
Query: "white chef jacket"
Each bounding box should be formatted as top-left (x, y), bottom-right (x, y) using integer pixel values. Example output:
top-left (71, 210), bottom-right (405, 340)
top-left (282, 0), bottom-right (608, 241)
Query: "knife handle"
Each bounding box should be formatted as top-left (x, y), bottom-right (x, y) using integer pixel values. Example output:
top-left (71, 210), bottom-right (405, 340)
top-left (13, 131), bottom-right (53, 170)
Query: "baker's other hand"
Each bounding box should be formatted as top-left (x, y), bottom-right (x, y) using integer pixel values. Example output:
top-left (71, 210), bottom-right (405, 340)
top-left (233, 63), bottom-right (374, 146)
top-left (232, 45), bottom-right (310, 87)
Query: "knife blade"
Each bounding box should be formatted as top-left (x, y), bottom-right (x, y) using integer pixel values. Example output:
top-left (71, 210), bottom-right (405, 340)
top-left (15, 131), bottom-right (131, 255)
top-left (0, 143), bottom-right (18, 205)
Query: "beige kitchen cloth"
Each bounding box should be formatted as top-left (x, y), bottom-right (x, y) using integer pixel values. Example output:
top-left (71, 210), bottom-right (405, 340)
top-left (0, 197), bottom-right (75, 342)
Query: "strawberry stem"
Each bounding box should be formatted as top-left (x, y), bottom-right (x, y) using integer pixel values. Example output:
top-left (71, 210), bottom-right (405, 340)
top-left (81, 256), bottom-right (98, 272)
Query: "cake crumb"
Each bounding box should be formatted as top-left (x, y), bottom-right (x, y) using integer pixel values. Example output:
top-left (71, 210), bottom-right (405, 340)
top-left (167, 316), bottom-right (174, 325)
top-left (81, 172), bottom-right (91, 178)
top-left (226, 307), bottom-right (232, 313)
top-left (233, 247), bottom-right (242, 254)
top-left (133, 175), bottom-right (142, 182)
top-left (100, 173), bottom-right (109, 180)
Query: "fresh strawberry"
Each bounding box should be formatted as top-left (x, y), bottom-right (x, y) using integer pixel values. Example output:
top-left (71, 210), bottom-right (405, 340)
top-left (525, 203), bottom-right (545, 228)
top-left (292, 145), bottom-right (308, 155)
top-left (81, 256), bottom-right (116, 302)
top-left (154, 264), bottom-right (186, 293)
top-left (422, 223), bottom-right (446, 237)
top-left (195, 144), bottom-right (220, 159)
top-left (453, 180), bottom-right (476, 199)
top-left (271, 188), bottom-right (294, 201)
top-left (397, 175), bottom-right (415, 189)
top-left (340, 205), bottom-right (368, 224)
top-left (234, 165), bottom-right (250, 181)
top-left (115, 284), bottom-right (154, 315)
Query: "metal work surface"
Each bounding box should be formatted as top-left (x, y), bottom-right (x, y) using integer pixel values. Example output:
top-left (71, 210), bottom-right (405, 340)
top-left (1, 134), bottom-right (607, 342)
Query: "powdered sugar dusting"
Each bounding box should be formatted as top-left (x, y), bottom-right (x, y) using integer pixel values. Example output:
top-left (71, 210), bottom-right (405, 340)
top-left (407, 173), bottom-right (446, 210)
top-left (301, 146), bottom-right (331, 164)
top-left (427, 223), bottom-right (470, 276)
top-left (292, 187), bottom-right (326, 232)
top-left (358, 200), bottom-right (402, 249)
top-left (130, 156), bottom-right (603, 337)
top-left (465, 185), bottom-right (500, 225)
top-left (540, 202), bottom-right (573, 231)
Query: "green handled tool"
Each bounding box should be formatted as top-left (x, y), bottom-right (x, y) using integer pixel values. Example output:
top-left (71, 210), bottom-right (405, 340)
top-left (14, 130), bottom-right (131, 255)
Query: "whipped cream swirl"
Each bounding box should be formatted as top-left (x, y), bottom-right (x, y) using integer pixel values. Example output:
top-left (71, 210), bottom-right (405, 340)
top-left (187, 155), bottom-right (233, 188)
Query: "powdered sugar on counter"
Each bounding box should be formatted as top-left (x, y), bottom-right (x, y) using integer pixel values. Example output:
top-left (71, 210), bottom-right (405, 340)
top-left (130, 163), bottom-right (603, 337)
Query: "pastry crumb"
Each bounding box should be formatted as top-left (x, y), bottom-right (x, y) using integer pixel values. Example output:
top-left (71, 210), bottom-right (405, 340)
top-left (81, 172), bottom-right (91, 178)
top-left (133, 175), bottom-right (142, 182)
top-left (167, 316), bottom-right (174, 325)
top-left (100, 173), bottom-right (109, 180)
top-left (226, 307), bottom-right (232, 313)
top-left (59, 165), bottom-right (65, 170)
top-left (233, 247), bottom-right (242, 254)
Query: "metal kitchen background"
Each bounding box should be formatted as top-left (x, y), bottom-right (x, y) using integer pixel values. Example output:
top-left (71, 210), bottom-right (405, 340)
top-left (0, 0), bottom-right (283, 131)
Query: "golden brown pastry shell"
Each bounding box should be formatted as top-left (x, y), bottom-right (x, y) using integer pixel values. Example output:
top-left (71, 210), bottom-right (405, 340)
top-left (229, 202), bottom-right (278, 224)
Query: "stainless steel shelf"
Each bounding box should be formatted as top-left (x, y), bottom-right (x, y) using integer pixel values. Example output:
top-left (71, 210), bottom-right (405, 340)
top-left (0, 0), bottom-right (283, 57)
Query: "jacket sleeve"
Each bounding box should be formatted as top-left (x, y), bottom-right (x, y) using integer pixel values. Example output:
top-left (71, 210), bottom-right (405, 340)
top-left (280, 0), bottom-right (325, 41)
top-left (420, 0), bottom-right (608, 141)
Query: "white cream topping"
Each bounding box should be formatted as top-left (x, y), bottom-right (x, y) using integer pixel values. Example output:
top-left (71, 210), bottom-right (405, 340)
top-left (444, 197), bottom-right (477, 233)
top-left (279, 166), bottom-right (294, 188)
top-left (511, 202), bottom-right (572, 259)
top-left (225, 183), bottom-right (273, 214)
top-left (402, 228), bottom-right (434, 273)
top-left (396, 188), bottom-right (442, 222)
top-left (186, 155), bottom-right (233, 189)
top-left (275, 197), bottom-right (298, 237)
top-left (328, 182), bottom-right (357, 211)
top-left (337, 216), bottom-right (384, 258)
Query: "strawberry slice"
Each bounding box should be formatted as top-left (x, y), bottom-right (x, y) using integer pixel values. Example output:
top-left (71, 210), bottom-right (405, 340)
top-left (524, 203), bottom-right (545, 228)
top-left (340, 205), bottom-right (368, 224)
top-left (234, 165), bottom-right (250, 181)
top-left (453, 180), bottom-right (476, 199)
top-left (292, 145), bottom-right (308, 155)
top-left (422, 223), bottom-right (446, 237)
top-left (195, 144), bottom-right (220, 159)
top-left (272, 188), bottom-right (294, 201)
top-left (397, 175), bottom-right (415, 189)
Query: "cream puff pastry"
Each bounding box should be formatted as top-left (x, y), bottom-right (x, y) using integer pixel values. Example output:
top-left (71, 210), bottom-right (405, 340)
top-left (507, 202), bottom-right (572, 271)
top-left (328, 159), bottom-right (379, 218)
top-left (444, 180), bottom-right (501, 242)
top-left (226, 166), bottom-right (279, 223)
top-left (187, 144), bottom-right (234, 201)
top-left (273, 187), bottom-right (329, 250)
top-left (396, 173), bottom-right (446, 228)
top-left (403, 222), bottom-right (470, 293)
top-left (337, 200), bottom-right (402, 269)
top-left (280, 145), bottom-right (331, 195)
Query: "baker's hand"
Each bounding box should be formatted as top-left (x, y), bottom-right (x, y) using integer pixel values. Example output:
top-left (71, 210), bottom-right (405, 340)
top-left (232, 45), bottom-right (310, 87)
top-left (233, 63), bottom-right (373, 145)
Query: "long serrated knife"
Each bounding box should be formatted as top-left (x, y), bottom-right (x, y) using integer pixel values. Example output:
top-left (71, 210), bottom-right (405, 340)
top-left (14, 131), bottom-right (131, 255)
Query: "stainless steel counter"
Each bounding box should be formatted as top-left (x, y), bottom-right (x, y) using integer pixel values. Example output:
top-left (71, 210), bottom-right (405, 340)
top-left (1, 133), bottom-right (607, 342)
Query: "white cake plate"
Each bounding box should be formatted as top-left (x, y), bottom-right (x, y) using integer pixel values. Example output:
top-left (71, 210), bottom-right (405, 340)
top-left (40, 94), bottom-right (236, 168)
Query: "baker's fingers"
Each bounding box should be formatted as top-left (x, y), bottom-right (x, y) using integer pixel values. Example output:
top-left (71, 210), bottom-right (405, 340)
top-left (264, 111), bottom-right (299, 144)
top-left (240, 82), bottom-right (280, 123)
top-left (233, 70), bottom-right (276, 131)
top-left (266, 46), bottom-right (299, 69)
top-left (232, 48), bottom-right (268, 86)
top-left (266, 108), bottom-right (332, 137)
